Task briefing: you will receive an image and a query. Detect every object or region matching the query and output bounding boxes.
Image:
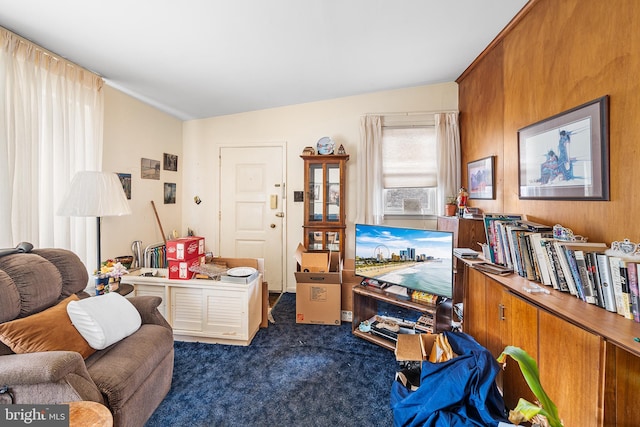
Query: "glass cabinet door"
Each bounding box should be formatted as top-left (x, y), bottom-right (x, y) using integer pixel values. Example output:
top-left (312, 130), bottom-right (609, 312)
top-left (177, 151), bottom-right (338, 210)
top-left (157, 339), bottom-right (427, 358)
top-left (326, 163), bottom-right (340, 222)
top-left (307, 163), bottom-right (324, 223)
top-left (306, 229), bottom-right (341, 251)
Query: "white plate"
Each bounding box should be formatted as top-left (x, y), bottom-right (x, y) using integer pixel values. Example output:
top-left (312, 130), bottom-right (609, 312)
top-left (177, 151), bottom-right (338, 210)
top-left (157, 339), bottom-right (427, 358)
top-left (226, 267), bottom-right (257, 277)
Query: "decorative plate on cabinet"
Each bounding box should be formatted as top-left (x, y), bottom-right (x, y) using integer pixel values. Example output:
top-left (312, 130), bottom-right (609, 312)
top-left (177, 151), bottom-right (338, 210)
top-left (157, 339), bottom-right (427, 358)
top-left (316, 137), bottom-right (335, 155)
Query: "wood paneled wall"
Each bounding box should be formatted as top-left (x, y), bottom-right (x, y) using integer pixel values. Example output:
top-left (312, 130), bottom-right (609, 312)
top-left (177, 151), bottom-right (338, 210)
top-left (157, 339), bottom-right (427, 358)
top-left (458, 0), bottom-right (640, 244)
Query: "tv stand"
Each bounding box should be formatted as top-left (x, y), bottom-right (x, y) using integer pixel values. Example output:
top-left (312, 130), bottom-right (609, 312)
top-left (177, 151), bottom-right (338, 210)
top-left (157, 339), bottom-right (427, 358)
top-left (351, 284), bottom-right (452, 350)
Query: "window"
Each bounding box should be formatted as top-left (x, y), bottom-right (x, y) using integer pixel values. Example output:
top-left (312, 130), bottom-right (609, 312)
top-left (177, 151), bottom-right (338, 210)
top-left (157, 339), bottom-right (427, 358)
top-left (381, 126), bottom-right (437, 216)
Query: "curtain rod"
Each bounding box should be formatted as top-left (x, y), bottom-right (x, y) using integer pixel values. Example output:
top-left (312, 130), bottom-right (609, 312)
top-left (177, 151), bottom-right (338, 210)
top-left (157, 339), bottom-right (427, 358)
top-left (362, 110), bottom-right (458, 117)
top-left (0, 25), bottom-right (103, 80)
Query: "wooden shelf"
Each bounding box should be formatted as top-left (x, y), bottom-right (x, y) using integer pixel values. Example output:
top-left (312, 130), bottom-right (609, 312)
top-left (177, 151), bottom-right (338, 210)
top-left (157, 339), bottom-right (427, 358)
top-left (352, 329), bottom-right (397, 351)
top-left (351, 284), bottom-right (451, 350)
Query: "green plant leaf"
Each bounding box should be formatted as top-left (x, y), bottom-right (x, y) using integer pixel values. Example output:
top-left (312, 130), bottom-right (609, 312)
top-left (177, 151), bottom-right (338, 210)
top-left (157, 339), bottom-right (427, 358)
top-left (498, 346), bottom-right (562, 427)
top-left (509, 398), bottom-right (542, 424)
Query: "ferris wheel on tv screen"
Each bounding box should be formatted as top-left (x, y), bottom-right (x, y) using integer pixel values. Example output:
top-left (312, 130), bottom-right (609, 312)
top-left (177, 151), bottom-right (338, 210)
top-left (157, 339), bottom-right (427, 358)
top-left (373, 245), bottom-right (390, 261)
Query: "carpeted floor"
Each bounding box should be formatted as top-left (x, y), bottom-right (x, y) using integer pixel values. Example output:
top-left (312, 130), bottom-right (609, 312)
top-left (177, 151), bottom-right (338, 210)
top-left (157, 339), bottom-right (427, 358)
top-left (145, 292), bottom-right (398, 427)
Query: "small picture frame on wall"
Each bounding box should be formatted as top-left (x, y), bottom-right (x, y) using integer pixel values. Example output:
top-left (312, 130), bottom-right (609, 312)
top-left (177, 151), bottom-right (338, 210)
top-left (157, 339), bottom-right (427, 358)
top-left (117, 173), bottom-right (132, 199)
top-left (141, 158), bottom-right (160, 180)
top-left (518, 96), bottom-right (609, 200)
top-left (163, 153), bottom-right (178, 171)
top-left (467, 156), bottom-right (495, 200)
top-left (164, 183), bottom-right (176, 204)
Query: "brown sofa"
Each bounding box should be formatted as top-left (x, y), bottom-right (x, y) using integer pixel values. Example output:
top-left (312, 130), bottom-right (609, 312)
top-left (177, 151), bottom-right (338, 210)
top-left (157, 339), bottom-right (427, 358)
top-left (0, 248), bottom-right (174, 427)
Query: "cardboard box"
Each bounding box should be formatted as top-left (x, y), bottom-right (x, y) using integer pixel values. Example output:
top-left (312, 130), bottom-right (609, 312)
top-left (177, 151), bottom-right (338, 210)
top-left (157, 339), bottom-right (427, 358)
top-left (341, 259), bottom-right (361, 321)
top-left (168, 255), bottom-right (205, 280)
top-left (166, 236), bottom-right (205, 261)
top-left (294, 243), bottom-right (342, 276)
top-left (395, 333), bottom-right (437, 362)
top-left (295, 274), bottom-right (341, 325)
top-left (294, 243), bottom-right (342, 325)
top-left (340, 282), bottom-right (358, 322)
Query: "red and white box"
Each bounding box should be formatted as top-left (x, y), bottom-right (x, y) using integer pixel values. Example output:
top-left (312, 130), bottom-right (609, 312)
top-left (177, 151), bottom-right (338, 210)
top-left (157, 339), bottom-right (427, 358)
top-left (168, 255), bottom-right (205, 280)
top-left (166, 237), bottom-right (205, 261)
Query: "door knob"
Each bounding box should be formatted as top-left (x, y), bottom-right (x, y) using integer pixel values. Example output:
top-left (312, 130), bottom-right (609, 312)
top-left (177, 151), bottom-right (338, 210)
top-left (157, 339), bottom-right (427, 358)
top-left (270, 224), bottom-right (276, 228)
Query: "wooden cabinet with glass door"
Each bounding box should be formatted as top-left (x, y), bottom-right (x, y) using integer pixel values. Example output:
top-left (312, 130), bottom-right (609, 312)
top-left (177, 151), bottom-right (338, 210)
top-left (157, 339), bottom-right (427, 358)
top-left (301, 154), bottom-right (349, 254)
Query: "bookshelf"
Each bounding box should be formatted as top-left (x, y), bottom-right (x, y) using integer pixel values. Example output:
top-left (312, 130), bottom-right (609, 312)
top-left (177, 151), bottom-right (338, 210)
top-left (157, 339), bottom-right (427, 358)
top-left (351, 284), bottom-right (451, 351)
top-left (461, 258), bottom-right (640, 426)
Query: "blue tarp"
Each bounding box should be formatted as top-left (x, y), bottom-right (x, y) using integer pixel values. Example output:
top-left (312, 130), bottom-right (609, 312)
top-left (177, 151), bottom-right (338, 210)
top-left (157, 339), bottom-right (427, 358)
top-left (391, 331), bottom-right (510, 427)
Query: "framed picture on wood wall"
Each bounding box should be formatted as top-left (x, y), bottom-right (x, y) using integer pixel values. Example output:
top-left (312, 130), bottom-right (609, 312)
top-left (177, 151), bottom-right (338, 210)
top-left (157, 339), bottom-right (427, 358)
top-left (467, 155), bottom-right (495, 199)
top-left (518, 96), bottom-right (609, 200)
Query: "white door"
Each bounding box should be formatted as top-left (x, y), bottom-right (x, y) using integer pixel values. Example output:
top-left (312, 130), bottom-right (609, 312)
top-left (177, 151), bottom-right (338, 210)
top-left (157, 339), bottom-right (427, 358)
top-left (219, 145), bottom-right (285, 293)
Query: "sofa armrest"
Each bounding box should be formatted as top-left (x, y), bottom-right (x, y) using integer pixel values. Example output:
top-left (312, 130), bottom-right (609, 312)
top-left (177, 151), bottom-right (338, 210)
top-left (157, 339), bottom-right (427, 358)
top-left (127, 296), bottom-right (171, 329)
top-left (0, 351), bottom-right (103, 404)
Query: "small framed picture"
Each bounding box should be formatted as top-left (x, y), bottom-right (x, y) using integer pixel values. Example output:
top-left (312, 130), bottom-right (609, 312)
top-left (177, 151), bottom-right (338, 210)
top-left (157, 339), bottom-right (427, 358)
top-left (467, 156), bottom-right (495, 200)
top-left (164, 183), bottom-right (176, 204)
top-left (117, 173), bottom-right (132, 199)
top-left (163, 153), bottom-right (178, 171)
top-left (141, 158), bottom-right (160, 180)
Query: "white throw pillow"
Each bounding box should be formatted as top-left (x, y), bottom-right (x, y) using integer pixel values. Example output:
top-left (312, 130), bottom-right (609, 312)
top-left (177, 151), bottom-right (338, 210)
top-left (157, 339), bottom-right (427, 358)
top-left (67, 292), bottom-right (142, 350)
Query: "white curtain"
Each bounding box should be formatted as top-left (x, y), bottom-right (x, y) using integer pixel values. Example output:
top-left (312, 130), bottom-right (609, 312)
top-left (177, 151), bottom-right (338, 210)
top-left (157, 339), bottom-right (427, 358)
top-left (435, 112), bottom-right (461, 214)
top-left (0, 28), bottom-right (104, 268)
top-left (358, 115), bottom-right (384, 225)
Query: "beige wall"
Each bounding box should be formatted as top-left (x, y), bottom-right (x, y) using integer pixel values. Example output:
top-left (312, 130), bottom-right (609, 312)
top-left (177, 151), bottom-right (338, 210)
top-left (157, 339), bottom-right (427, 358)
top-left (182, 82), bottom-right (458, 291)
top-left (101, 85), bottom-right (183, 262)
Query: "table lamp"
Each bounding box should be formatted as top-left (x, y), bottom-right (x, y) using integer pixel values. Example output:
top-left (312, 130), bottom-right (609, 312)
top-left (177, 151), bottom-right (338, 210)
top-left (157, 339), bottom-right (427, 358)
top-left (57, 171), bottom-right (132, 271)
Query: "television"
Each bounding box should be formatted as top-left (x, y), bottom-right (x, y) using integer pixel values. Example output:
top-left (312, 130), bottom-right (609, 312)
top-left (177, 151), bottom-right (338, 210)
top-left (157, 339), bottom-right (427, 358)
top-left (354, 223), bottom-right (454, 299)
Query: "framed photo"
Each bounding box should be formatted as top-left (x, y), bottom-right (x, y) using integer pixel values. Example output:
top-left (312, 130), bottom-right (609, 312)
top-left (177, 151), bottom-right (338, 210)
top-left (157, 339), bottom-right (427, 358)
top-left (163, 153), bottom-right (178, 171)
top-left (467, 156), bottom-right (495, 199)
top-left (117, 173), bottom-right (132, 199)
top-left (141, 158), bottom-right (160, 180)
top-left (164, 183), bottom-right (176, 204)
top-left (518, 96), bottom-right (609, 200)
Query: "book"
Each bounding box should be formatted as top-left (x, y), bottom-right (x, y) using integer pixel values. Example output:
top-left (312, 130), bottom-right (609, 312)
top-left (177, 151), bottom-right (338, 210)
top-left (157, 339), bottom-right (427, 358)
top-left (554, 241), bottom-right (579, 297)
top-left (572, 249), bottom-right (597, 304)
top-left (564, 248), bottom-right (586, 301)
top-left (585, 251), bottom-right (605, 308)
top-left (519, 233), bottom-right (537, 281)
top-left (618, 260), bottom-right (633, 320)
top-left (528, 233), bottom-right (553, 287)
top-left (516, 220), bottom-right (554, 232)
top-left (472, 262), bottom-right (513, 276)
top-left (453, 248), bottom-right (480, 259)
top-left (596, 253), bottom-right (617, 313)
top-left (627, 262), bottom-right (640, 322)
top-left (547, 242), bottom-right (570, 292)
top-left (609, 256), bottom-right (626, 316)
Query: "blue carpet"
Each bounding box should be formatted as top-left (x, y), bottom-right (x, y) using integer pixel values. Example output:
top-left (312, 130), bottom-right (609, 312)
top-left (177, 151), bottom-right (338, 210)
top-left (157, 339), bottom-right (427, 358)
top-left (145, 292), bottom-right (397, 427)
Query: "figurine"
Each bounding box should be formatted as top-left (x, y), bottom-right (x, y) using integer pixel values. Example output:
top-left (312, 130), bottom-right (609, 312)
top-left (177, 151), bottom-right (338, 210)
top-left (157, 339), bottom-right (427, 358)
top-left (337, 144), bottom-right (346, 155)
top-left (302, 146), bottom-right (315, 155)
top-left (457, 187), bottom-right (469, 217)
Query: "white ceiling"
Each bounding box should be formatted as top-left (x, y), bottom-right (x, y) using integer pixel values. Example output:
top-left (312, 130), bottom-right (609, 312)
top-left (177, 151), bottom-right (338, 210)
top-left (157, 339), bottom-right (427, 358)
top-left (0, 0), bottom-right (528, 120)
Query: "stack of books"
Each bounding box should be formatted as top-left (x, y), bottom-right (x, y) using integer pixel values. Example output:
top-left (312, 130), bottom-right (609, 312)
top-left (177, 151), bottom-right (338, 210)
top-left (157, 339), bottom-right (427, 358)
top-left (453, 248), bottom-right (480, 259)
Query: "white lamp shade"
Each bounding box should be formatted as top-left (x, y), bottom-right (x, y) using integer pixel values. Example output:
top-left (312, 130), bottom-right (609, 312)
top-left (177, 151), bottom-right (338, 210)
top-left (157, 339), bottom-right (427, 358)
top-left (57, 171), bottom-right (132, 217)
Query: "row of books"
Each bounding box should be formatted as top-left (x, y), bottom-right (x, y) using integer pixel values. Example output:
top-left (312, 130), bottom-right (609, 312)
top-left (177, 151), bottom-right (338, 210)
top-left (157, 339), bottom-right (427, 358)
top-left (483, 214), bottom-right (640, 322)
